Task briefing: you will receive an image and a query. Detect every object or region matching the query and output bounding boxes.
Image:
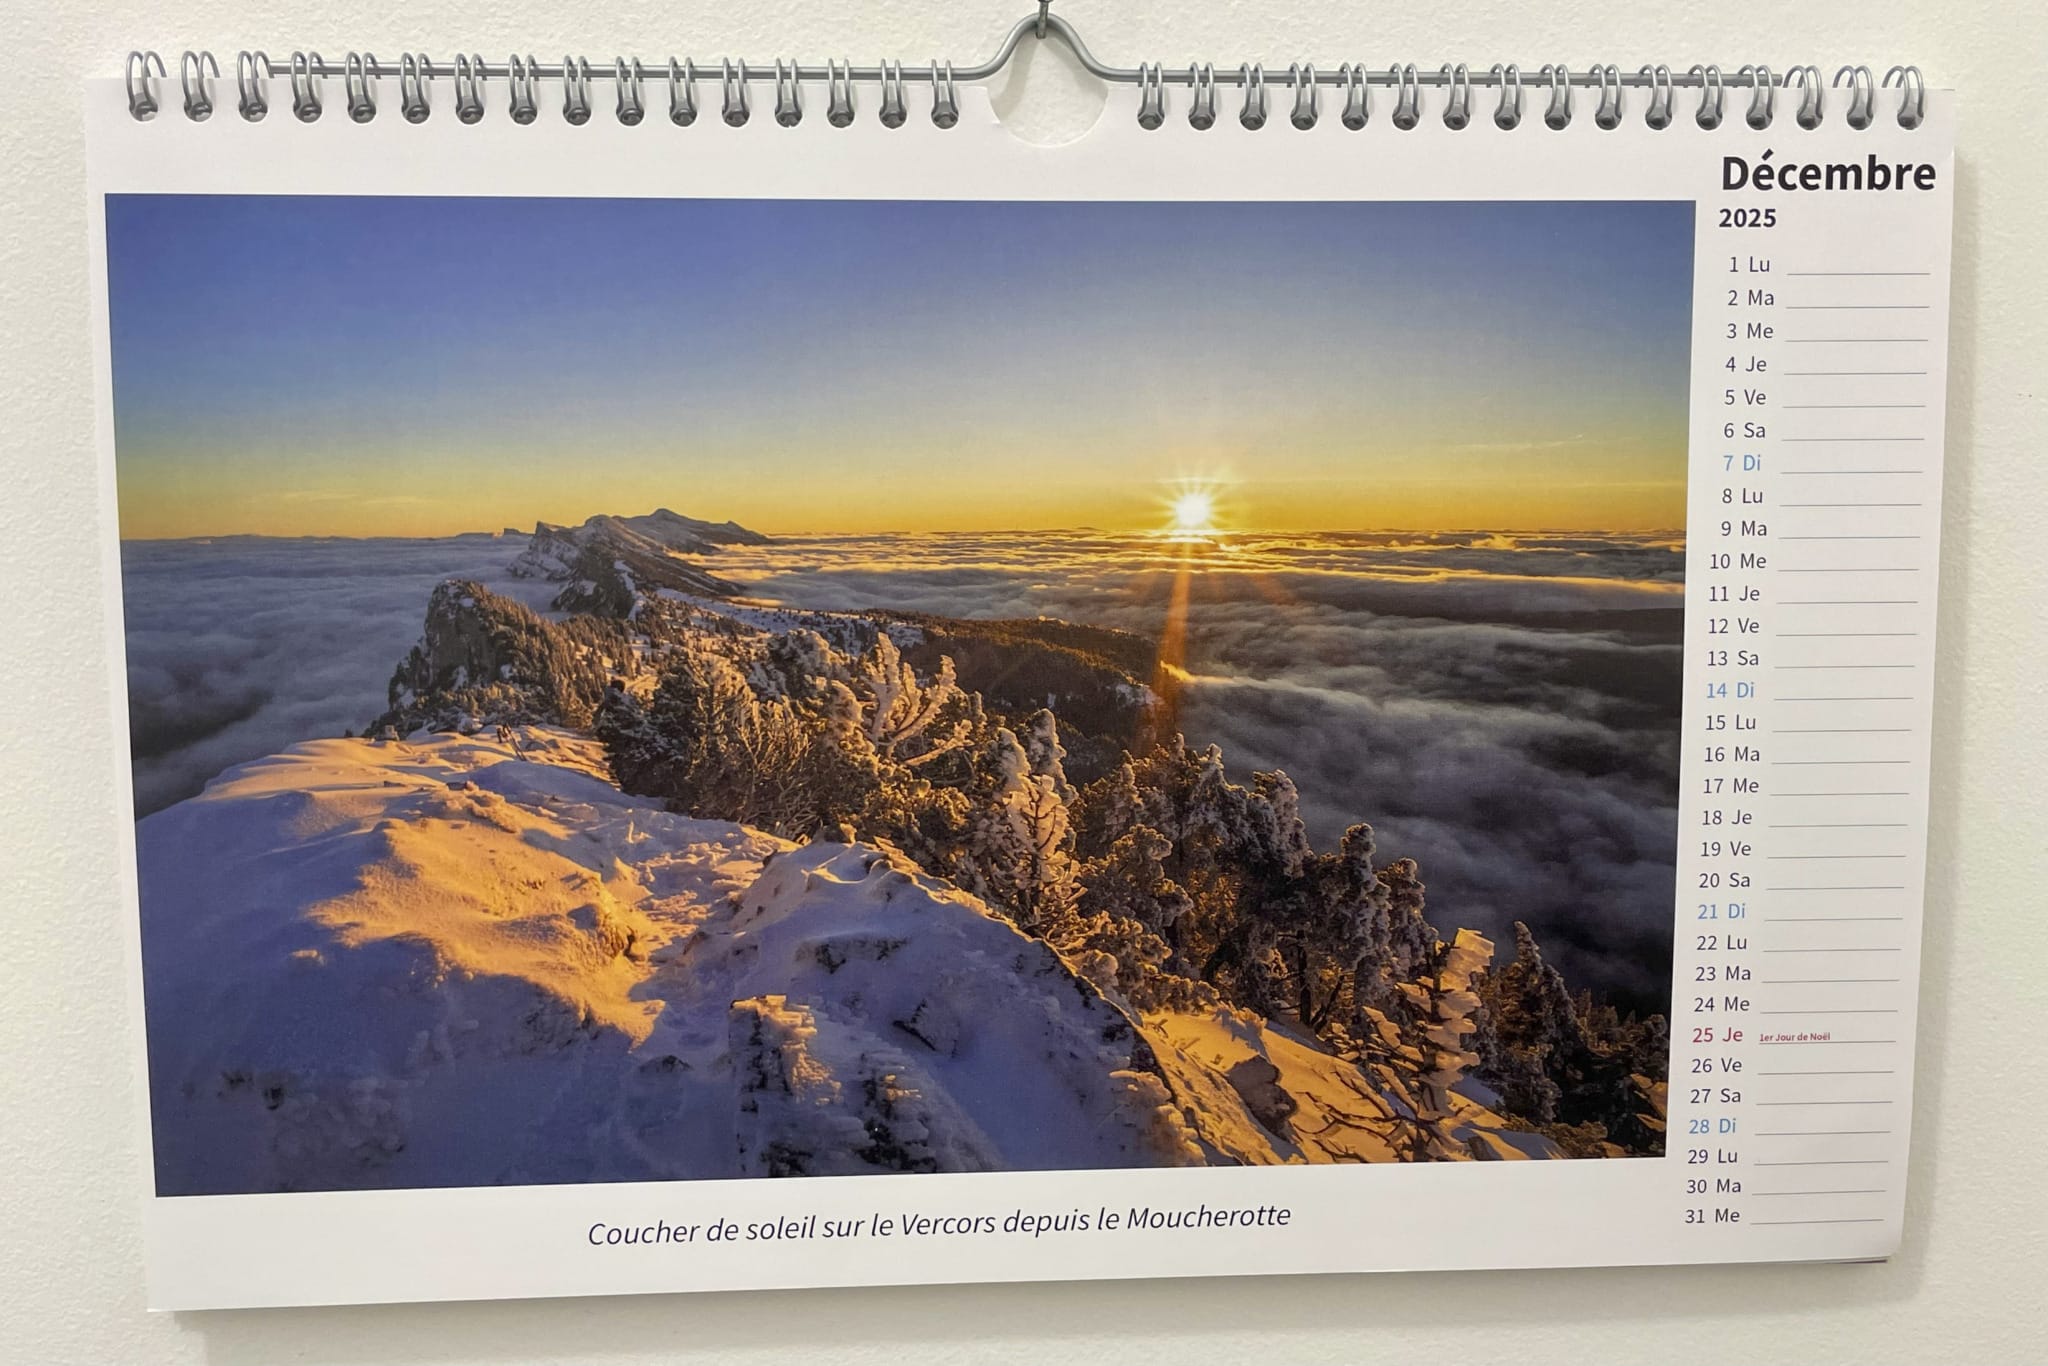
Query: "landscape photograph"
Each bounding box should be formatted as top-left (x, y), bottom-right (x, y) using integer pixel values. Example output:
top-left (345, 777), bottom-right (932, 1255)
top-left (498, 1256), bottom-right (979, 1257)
top-left (107, 193), bottom-right (1691, 1195)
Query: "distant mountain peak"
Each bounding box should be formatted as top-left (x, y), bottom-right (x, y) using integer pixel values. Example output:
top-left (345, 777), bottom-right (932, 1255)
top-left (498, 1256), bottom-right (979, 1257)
top-left (508, 509), bottom-right (768, 616)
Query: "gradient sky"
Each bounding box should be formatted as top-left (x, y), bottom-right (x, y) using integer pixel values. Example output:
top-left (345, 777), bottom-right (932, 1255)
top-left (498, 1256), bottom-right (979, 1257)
top-left (107, 195), bottom-right (1692, 539)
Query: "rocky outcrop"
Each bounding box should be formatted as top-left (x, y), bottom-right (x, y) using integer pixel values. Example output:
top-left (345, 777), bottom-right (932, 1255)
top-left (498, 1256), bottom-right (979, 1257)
top-left (370, 580), bottom-right (637, 735)
top-left (510, 509), bottom-right (769, 617)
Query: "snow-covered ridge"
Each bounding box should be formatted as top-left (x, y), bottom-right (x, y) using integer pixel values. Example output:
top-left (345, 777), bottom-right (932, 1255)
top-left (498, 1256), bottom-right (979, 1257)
top-left (138, 730), bottom-right (1556, 1194)
top-left (509, 509), bottom-right (770, 615)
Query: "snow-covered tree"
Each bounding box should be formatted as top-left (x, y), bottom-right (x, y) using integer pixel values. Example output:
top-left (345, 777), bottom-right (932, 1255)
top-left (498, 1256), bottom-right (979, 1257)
top-left (751, 628), bottom-right (847, 704)
top-left (963, 727), bottom-right (1081, 936)
top-left (1073, 759), bottom-right (1145, 861)
top-left (597, 648), bottom-right (815, 834)
top-left (1370, 857), bottom-right (1440, 1013)
top-left (854, 635), bottom-right (973, 769)
top-left (1394, 928), bottom-right (1494, 1159)
top-left (1022, 708), bottom-right (1075, 802)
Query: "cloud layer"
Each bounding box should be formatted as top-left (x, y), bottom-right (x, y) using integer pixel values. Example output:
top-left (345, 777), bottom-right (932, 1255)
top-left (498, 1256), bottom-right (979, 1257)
top-left (725, 531), bottom-right (1683, 1013)
top-left (119, 535), bottom-right (557, 816)
top-left (122, 527), bottom-right (1682, 1012)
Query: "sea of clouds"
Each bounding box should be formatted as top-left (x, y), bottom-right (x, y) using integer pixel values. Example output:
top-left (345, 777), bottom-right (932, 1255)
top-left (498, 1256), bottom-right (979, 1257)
top-left (721, 531), bottom-right (1685, 1012)
top-left (119, 534), bottom-right (557, 818)
top-left (121, 528), bottom-right (1682, 1011)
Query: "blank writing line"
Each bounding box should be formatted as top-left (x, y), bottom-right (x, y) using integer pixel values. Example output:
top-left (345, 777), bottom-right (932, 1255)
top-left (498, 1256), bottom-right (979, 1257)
top-left (1782, 370), bottom-right (1927, 377)
top-left (1772, 791), bottom-right (1910, 797)
top-left (1781, 403), bottom-right (1926, 410)
top-left (1748, 1218), bottom-right (1887, 1226)
top-left (1786, 305), bottom-right (1929, 310)
top-left (1757, 1012), bottom-right (1899, 1018)
top-left (1780, 503), bottom-right (1923, 509)
top-left (1783, 337), bottom-right (1927, 343)
top-left (1780, 437), bottom-right (1925, 443)
top-left (1757, 1130), bottom-right (1892, 1136)
top-left (1786, 271), bottom-right (1929, 277)
top-left (1761, 980), bottom-right (1899, 986)
top-left (1769, 729), bottom-right (1910, 735)
top-left (1763, 916), bottom-right (1908, 923)
top-left (1761, 946), bottom-right (1902, 952)
top-left (1766, 820), bottom-right (1910, 826)
top-left (1781, 468), bottom-right (1924, 474)
top-left (1772, 665), bottom-right (1917, 671)
top-left (1755, 1158), bottom-right (1890, 1164)
top-left (1750, 1188), bottom-right (1887, 1195)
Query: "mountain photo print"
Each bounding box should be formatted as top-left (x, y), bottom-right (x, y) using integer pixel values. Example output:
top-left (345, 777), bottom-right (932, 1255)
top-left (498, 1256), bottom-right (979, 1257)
top-left (109, 195), bottom-right (1689, 1195)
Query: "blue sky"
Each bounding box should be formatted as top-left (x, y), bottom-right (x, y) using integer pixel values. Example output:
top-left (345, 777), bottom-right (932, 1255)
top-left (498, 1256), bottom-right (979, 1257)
top-left (106, 194), bottom-right (1692, 536)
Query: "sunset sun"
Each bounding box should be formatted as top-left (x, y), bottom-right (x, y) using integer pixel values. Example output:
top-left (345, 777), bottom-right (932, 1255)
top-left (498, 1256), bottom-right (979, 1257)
top-left (1167, 487), bottom-right (1219, 537)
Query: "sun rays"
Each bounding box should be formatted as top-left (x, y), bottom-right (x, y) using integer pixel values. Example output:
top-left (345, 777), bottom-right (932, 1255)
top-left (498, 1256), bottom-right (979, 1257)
top-left (1169, 489), bottom-right (1217, 537)
top-left (1158, 479), bottom-right (1228, 545)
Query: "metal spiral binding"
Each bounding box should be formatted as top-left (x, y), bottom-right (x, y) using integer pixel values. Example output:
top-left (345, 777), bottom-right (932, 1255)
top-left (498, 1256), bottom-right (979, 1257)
top-left (1390, 63), bottom-right (1421, 130)
top-left (878, 60), bottom-right (907, 128)
top-left (1541, 63), bottom-right (1572, 130)
top-left (1739, 65), bottom-right (1776, 129)
top-left (668, 59), bottom-right (698, 127)
top-left (1591, 64), bottom-right (1623, 130)
top-left (454, 54), bottom-right (487, 124)
top-left (399, 53), bottom-right (432, 124)
top-left (507, 54), bottom-right (540, 125)
top-left (235, 51), bottom-right (271, 120)
top-left (288, 51), bottom-right (324, 122)
top-left (1440, 64), bottom-right (1472, 130)
top-left (1339, 64), bottom-right (1367, 130)
top-left (1288, 64), bottom-right (1317, 131)
top-left (117, 7), bottom-right (1929, 135)
top-left (344, 52), bottom-right (377, 123)
top-left (1692, 64), bottom-right (1725, 129)
top-left (1491, 64), bottom-right (1522, 130)
top-left (826, 60), bottom-right (855, 127)
top-left (613, 59), bottom-right (644, 126)
top-left (774, 60), bottom-right (803, 127)
top-left (1136, 63), bottom-right (1165, 130)
top-left (1238, 63), bottom-right (1267, 130)
top-left (1187, 63), bottom-right (1217, 131)
top-left (1640, 64), bottom-right (1674, 130)
top-left (180, 51), bottom-right (217, 120)
top-left (1834, 64), bottom-right (1875, 131)
top-left (720, 60), bottom-right (749, 127)
top-left (562, 57), bottom-right (594, 126)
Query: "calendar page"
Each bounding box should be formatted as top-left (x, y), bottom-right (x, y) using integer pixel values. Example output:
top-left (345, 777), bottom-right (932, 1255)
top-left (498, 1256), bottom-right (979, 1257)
top-left (86, 63), bottom-right (1954, 1310)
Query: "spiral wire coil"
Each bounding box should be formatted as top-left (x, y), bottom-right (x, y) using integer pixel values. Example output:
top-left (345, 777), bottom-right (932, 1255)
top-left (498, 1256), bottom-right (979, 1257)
top-left (121, 10), bottom-right (1929, 133)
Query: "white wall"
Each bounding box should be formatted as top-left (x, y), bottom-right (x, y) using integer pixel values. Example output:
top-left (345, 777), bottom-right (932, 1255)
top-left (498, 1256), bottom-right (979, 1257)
top-left (4, 2), bottom-right (2042, 1362)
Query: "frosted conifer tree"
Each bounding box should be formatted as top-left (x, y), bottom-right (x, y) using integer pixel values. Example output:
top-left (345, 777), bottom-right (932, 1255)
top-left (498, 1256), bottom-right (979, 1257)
top-left (853, 635), bottom-right (972, 769)
top-left (1394, 928), bottom-right (1494, 1159)
top-left (1248, 770), bottom-right (1313, 879)
top-left (1373, 857), bottom-right (1440, 1013)
top-left (1074, 759), bottom-right (1145, 861)
top-left (752, 628), bottom-right (846, 703)
top-left (965, 727), bottom-right (1081, 936)
top-left (1022, 708), bottom-right (1076, 802)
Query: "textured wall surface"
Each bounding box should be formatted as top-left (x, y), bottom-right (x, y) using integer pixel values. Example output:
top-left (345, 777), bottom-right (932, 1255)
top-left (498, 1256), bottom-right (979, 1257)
top-left (3, 2), bottom-right (2042, 1362)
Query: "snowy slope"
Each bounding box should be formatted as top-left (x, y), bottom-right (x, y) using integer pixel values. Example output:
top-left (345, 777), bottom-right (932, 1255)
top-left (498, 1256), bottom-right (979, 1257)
top-left (137, 730), bottom-right (1552, 1195)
